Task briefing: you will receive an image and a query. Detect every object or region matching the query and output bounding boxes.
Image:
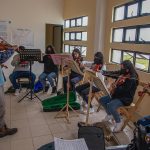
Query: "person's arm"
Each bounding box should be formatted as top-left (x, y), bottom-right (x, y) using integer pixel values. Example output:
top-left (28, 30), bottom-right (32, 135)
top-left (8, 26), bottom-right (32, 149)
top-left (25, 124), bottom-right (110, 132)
top-left (0, 49), bottom-right (14, 64)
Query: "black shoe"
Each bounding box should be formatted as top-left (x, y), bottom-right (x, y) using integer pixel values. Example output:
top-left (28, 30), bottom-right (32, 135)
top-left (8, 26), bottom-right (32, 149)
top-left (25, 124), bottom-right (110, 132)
top-left (52, 86), bottom-right (56, 93)
top-left (0, 125), bottom-right (18, 138)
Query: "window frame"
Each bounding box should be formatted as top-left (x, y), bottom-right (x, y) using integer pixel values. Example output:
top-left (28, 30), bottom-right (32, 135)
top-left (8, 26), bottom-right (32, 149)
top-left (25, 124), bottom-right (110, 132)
top-left (112, 28), bottom-right (124, 43)
top-left (113, 5), bottom-right (125, 21)
top-left (140, 0), bottom-right (150, 17)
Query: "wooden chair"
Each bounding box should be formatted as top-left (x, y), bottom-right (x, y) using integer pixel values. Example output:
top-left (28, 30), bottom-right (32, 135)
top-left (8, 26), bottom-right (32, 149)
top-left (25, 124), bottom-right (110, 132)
top-left (117, 82), bottom-right (150, 130)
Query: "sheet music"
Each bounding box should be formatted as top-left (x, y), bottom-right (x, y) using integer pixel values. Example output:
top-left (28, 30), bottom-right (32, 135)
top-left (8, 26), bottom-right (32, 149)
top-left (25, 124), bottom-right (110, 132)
top-left (54, 137), bottom-right (89, 150)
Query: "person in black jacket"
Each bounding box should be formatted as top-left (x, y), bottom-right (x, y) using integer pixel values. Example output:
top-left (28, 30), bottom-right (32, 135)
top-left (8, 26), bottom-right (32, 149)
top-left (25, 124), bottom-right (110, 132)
top-left (39, 45), bottom-right (58, 94)
top-left (100, 60), bottom-right (139, 132)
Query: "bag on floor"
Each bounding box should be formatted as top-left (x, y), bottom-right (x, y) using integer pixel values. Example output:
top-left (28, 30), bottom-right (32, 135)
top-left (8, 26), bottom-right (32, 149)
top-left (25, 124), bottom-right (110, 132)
top-left (78, 126), bottom-right (105, 150)
top-left (34, 80), bottom-right (43, 93)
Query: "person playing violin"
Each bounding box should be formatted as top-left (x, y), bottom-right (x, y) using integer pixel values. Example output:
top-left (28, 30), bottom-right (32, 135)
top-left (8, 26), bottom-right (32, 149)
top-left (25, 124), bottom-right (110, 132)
top-left (99, 60), bottom-right (139, 132)
top-left (63, 48), bottom-right (84, 94)
top-left (0, 44), bottom-right (18, 138)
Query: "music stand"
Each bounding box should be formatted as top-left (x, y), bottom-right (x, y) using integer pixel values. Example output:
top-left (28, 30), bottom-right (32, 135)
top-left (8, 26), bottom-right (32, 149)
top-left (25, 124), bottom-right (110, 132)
top-left (18, 49), bottom-right (42, 103)
top-left (55, 59), bottom-right (83, 123)
top-left (79, 70), bottom-right (110, 126)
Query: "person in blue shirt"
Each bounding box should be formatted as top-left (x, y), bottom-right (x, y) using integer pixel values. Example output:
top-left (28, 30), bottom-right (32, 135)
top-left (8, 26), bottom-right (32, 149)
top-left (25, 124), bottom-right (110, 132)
top-left (0, 48), bottom-right (18, 138)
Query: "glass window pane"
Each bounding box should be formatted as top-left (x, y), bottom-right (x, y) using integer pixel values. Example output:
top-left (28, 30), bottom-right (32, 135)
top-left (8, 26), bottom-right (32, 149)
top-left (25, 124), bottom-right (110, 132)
top-left (111, 50), bottom-right (122, 63)
top-left (127, 3), bottom-right (138, 18)
top-left (76, 32), bottom-right (82, 40)
top-left (76, 18), bottom-right (82, 26)
top-left (82, 32), bottom-right (87, 41)
top-left (64, 45), bottom-right (69, 53)
top-left (113, 28), bottom-right (123, 42)
top-left (125, 29), bottom-right (136, 41)
top-left (123, 51), bottom-right (134, 63)
top-left (139, 27), bottom-right (150, 42)
top-left (81, 46), bottom-right (87, 56)
top-left (74, 46), bottom-right (81, 50)
top-left (64, 33), bottom-right (69, 40)
top-left (82, 16), bottom-right (88, 26)
top-left (141, 0), bottom-right (150, 15)
top-left (65, 20), bottom-right (70, 28)
top-left (71, 19), bottom-right (75, 27)
top-left (70, 46), bottom-right (75, 53)
top-left (70, 33), bottom-right (75, 40)
top-left (114, 6), bottom-right (125, 21)
top-left (135, 53), bottom-right (150, 71)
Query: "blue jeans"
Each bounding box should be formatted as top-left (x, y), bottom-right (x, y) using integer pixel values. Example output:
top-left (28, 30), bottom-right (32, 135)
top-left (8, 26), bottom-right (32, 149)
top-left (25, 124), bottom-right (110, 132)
top-left (63, 75), bottom-right (83, 93)
top-left (9, 71), bottom-right (36, 89)
top-left (100, 95), bottom-right (124, 123)
top-left (39, 72), bottom-right (56, 88)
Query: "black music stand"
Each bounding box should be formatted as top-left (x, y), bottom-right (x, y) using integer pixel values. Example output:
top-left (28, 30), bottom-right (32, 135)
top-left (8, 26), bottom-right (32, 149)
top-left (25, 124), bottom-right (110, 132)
top-left (18, 49), bottom-right (42, 103)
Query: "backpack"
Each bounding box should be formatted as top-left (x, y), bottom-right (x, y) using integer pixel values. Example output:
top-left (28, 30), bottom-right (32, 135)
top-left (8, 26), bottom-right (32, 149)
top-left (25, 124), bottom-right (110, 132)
top-left (34, 81), bottom-right (43, 93)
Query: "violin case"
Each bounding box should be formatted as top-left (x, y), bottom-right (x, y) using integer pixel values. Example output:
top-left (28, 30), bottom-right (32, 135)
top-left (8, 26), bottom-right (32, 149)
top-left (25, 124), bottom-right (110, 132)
top-left (42, 91), bottom-right (80, 111)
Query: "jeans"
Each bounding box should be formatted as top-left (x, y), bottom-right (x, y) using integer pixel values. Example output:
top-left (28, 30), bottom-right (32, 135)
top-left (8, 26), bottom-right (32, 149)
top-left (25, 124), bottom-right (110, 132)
top-left (76, 82), bottom-right (100, 108)
top-left (100, 95), bottom-right (124, 123)
top-left (63, 75), bottom-right (83, 93)
top-left (39, 72), bottom-right (56, 88)
top-left (9, 71), bottom-right (36, 89)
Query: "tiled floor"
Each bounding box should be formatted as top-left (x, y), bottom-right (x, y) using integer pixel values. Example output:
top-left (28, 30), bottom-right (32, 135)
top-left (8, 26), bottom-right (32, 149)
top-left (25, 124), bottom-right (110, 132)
top-left (0, 90), bottom-right (132, 150)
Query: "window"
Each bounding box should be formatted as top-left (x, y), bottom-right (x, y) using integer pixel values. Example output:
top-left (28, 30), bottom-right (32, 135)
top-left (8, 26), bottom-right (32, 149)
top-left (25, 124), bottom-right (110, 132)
top-left (70, 46), bottom-right (74, 53)
top-left (135, 53), bottom-right (150, 71)
top-left (127, 3), bottom-right (138, 18)
top-left (82, 16), bottom-right (88, 26)
top-left (64, 45), bottom-right (69, 53)
top-left (125, 28), bottom-right (136, 42)
top-left (111, 50), bottom-right (122, 63)
top-left (70, 33), bottom-right (75, 40)
top-left (65, 20), bottom-right (70, 28)
top-left (70, 19), bottom-right (75, 27)
top-left (113, 28), bottom-right (124, 42)
top-left (123, 51), bottom-right (134, 63)
top-left (82, 32), bottom-right (87, 41)
top-left (76, 32), bottom-right (82, 40)
top-left (64, 33), bottom-right (69, 40)
top-left (114, 6), bottom-right (125, 21)
top-left (139, 27), bottom-right (150, 43)
top-left (76, 18), bottom-right (82, 26)
top-left (81, 46), bottom-right (87, 56)
top-left (141, 0), bottom-right (150, 16)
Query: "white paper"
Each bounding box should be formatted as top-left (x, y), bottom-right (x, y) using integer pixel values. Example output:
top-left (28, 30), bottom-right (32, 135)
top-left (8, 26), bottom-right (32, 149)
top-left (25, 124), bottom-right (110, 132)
top-left (54, 137), bottom-right (89, 150)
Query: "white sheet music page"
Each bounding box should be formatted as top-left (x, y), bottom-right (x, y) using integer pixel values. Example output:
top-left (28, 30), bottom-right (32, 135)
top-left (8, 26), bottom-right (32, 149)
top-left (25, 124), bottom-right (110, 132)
top-left (54, 137), bottom-right (89, 150)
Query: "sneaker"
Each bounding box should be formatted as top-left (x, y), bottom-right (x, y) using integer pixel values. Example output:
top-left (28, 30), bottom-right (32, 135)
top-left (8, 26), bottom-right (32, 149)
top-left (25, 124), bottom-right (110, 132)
top-left (0, 125), bottom-right (17, 138)
top-left (83, 107), bottom-right (95, 114)
top-left (14, 89), bottom-right (20, 96)
top-left (113, 119), bottom-right (124, 133)
top-left (102, 115), bottom-right (113, 122)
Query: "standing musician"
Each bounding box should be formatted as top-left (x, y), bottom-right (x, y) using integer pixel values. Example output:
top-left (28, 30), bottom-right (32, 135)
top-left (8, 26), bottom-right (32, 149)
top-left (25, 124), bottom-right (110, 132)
top-left (75, 52), bottom-right (105, 113)
top-left (0, 41), bottom-right (18, 138)
top-left (39, 45), bottom-right (58, 94)
top-left (9, 46), bottom-right (36, 96)
top-left (63, 48), bottom-right (84, 94)
top-left (99, 60), bottom-right (139, 132)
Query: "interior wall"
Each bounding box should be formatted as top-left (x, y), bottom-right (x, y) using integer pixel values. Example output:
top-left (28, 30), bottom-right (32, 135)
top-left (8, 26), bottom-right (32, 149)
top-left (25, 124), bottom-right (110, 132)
top-left (0, 0), bottom-right (64, 86)
top-left (104, 0), bottom-right (150, 116)
top-left (63, 0), bottom-right (96, 60)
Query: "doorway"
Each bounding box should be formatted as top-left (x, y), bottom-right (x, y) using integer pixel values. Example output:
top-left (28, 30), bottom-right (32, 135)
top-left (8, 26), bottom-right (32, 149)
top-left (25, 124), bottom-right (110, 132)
top-left (45, 24), bottom-right (63, 53)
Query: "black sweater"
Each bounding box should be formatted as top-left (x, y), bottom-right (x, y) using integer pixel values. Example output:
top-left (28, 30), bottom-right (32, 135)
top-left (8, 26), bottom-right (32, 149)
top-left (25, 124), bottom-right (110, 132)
top-left (40, 55), bottom-right (58, 74)
top-left (103, 70), bottom-right (138, 106)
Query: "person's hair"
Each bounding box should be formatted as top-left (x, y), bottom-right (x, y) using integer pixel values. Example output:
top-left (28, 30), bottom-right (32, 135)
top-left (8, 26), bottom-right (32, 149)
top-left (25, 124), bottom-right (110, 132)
top-left (19, 46), bottom-right (25, 51)
top-left (45, 45), bottom-right (55, 54)
top-left (121, 60), bottom-right (139, 83)
top-left (94, 52), bottom-right (104, 65)
top-left (72, 48), bottom-right (82, 61)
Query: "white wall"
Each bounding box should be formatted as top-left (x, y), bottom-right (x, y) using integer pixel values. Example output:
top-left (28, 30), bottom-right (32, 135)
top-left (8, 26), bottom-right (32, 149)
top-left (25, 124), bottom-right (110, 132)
top-left (0, 0), bottom-right (64, 87)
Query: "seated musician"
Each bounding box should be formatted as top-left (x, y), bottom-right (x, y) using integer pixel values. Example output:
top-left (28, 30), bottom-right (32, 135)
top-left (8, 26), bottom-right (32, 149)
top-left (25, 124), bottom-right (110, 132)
top-left (99, 60), bottom-right (139, 132)
top-left (9, 46), bottom-right (36, 96)
top-left (39, 45), bottom-right (58, 94)
top-left (63, 48), bottom-right (84, 94)
top-left (75, 52), bottom-right (105, 113)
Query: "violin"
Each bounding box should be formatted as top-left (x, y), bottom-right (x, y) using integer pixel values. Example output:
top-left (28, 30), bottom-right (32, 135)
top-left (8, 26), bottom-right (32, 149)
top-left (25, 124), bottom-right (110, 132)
top-left (109, 74), bottom-right (130, 95)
